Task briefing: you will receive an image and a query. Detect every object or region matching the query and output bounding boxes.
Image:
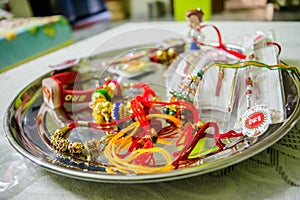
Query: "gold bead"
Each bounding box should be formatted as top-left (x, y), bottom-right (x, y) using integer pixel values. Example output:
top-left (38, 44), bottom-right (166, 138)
top-left (196, 120), bottom-right (205, 129)
top-left (152, 96), bottom-right (159, 102)
top-left (108, 82), bottom-right (116, 91)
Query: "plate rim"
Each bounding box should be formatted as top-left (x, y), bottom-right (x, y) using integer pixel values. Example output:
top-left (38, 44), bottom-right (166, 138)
top-left (3, 48), bottom-right (300, 183)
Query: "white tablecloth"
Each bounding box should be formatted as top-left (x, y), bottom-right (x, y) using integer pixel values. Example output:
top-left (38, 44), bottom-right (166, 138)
top-left (1, 21), bottom-right (300, 200)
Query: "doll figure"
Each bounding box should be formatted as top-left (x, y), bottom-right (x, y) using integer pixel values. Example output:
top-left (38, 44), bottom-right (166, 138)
top-left (186, 8), bottom-right (204, 50)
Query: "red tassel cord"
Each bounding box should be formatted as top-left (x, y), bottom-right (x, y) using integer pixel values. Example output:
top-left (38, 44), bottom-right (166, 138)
top-left (195, 24), bottom-right (246, 60)
top-left (172, 122), bottom-right (243, 169)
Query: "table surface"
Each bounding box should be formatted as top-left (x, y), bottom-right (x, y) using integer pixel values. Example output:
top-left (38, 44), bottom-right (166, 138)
top-left (1, 21), bottom-right (300, 200)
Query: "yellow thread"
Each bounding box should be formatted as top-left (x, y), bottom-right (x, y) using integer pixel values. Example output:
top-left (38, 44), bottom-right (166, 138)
top-left (210, 61), bottom-right (299, 77)
top-left (204, 61), bottom-right (300, 87)
top-left (157, 138), bottom-right (174, 145)
top-left (108, 141), bottom-right (173, 173)
top-left (110, 122), bottom-right (138, 142)
top-left (147, 113), bottom-right (182, 127)
top-left (103, 113), bottom-right (181, 174)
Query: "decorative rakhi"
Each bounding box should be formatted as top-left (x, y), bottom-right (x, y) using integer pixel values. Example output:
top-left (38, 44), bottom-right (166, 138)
top-left (44, 57), bottom-right (300, 174)
top-left (41, 19), bottom-right (300, 175)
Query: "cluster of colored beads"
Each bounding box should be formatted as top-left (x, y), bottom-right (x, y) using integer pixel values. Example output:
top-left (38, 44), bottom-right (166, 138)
top-left (111, 102), bottom-right (131, 121)
top-left (163, 106), bottom-right (177, 116)
top-left (168, 74), bottom-right (200, 104)
top-left (169, 90), bottom-right (192, 102)
top-left (50, 125), bottom-right (71, 153)
top-left (50, 125), bottom-right (85, 156)
top-left (150, 47), bottom-right (178, 65)
top-left (50, 124), bottom-right (108, 162)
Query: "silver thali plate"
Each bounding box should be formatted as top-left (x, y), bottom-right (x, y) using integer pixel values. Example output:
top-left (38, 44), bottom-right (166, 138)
top-left (4, 46), bottom-right (300, 183)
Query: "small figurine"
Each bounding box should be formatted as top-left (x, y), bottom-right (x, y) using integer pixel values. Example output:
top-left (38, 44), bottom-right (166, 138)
top-left (186, 8), bottom-right (204, 50)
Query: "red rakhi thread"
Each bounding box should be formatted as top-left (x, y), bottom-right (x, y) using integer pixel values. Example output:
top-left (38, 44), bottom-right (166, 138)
top-left (127, 136), bottom-right (155, 166)
top-left (173, 123), bottom-right (194, 158)
top-left (157, 125), bottom-right (179, 139)
top-left (129, 83), bottom-right (200, 128)
top-left (172, 122), bottom-right (243, 168)
top-left (266, 41), bottom-right (282, 57)
top-left (67, 113), bottom-right (133, 133)
top-left (196, 24), bottom-right (246, 59)
top-left (130, 82), bottom-right (157, 127)
top-left (134, 82), bottom-right (156, 100)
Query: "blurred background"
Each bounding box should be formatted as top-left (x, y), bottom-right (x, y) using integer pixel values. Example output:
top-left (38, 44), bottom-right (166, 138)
top-left (1, 0), bottom-right (300, 40)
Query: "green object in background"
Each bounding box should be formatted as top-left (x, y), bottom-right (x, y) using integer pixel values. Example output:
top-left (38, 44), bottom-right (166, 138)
top-left (0, 16), bottom-right (73, 72)
top-left (173, 0), bottom-right (212, 21)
